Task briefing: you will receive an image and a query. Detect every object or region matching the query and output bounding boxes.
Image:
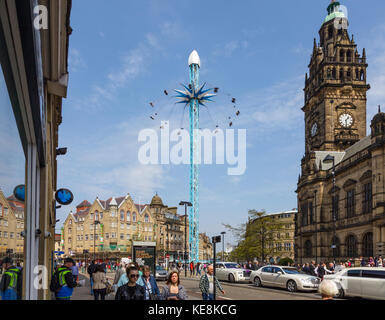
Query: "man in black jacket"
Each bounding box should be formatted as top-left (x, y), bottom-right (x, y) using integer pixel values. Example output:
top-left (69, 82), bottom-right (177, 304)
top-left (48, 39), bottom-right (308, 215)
top-left (87, 260), bottom-right (97, 295)
top-left (309, 261), bottom-right (317, 277)
top-left (115, 266), bottom-right (145, 300)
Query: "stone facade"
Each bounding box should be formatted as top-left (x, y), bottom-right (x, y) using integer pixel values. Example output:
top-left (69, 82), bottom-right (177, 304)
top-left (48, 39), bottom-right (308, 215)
top-left (0, 190), bottom-right (24, 258)
top-left (199, 233), bottom-right (213, 262)
top-left (296, 2), bottom-right (385, 263)
top-left (62, 194), bottom-right (190, 263)
top-left (248, 210), bottom-right (296, 263)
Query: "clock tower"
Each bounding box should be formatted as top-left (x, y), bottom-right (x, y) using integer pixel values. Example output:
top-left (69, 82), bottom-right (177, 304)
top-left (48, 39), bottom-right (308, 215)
top-left (303, 0), bottom-right (370, 153)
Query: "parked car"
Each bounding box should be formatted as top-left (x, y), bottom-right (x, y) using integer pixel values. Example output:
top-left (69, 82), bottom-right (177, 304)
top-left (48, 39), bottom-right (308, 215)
top-left (215, 262), bottom-right (251, 283)
top-left (155, 265), bottom-right (168, 281)
top-left (324, 267), bottom-right (385, 300)
top-left (250, 265), bottom-right (320, 292)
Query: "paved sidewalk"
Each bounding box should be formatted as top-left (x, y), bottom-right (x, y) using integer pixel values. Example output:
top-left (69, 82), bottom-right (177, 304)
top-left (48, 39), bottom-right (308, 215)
top-left (72, 273), bottom-right (115, 300)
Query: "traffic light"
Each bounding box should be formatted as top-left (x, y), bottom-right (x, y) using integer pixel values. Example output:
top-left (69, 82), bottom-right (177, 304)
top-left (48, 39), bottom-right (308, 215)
top-left (212, 235), bottom-right (221, 244)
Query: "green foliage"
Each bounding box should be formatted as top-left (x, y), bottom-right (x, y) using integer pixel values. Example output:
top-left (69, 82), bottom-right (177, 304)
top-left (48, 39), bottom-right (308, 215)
top-left (278, 257), bottom-right (294, 266)
top-left (223, 209), bottom-right (284, 262)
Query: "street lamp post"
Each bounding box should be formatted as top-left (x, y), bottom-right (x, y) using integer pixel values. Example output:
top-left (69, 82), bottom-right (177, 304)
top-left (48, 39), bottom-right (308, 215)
top-left (179, 201), bottom-right (192, 277)
top-left (221, 232), bottom-right (226, 262)
top-left (93, 220), bottom-right (100, 261)
top-left (323, 154), bottom-right (337, 264)
top-left (212, 235), bottom-right (221, 300)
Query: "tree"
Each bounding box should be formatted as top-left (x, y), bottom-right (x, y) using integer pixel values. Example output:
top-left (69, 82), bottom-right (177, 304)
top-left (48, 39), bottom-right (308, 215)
top-left (223, 210), bottom-right (284, 262)
top-left (278, 257), bottom-right (294, 266)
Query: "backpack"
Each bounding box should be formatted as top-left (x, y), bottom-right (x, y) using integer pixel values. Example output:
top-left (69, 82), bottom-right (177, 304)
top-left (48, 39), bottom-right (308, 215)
top-left (50, 270), bottom-right (62, 293)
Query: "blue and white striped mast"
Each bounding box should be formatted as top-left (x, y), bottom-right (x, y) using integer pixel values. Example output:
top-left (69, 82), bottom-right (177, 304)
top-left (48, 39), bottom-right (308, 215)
top-left (189, 50), bottom-right (200, 264)
top-left (174, 50), bottom-right (216, 263)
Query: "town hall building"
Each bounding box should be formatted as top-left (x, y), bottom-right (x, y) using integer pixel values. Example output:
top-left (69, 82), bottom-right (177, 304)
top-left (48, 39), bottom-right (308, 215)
top-left (295, 1), bottom-right (385, 263)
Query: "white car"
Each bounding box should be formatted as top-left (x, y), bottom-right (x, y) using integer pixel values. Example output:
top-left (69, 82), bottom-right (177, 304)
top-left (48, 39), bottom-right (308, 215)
top-left (324, 267), bottom-right (385, 300)
top-left (250, 265), bottom-right (320, 292)
top-left (215, 262), bottom-right (251, 283)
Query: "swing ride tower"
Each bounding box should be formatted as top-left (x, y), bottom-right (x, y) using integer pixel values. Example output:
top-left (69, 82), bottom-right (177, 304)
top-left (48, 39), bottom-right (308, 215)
top-left (175, 50), bottom-right (216, 263)
top-left (189, 50), bottom-right (200, 264)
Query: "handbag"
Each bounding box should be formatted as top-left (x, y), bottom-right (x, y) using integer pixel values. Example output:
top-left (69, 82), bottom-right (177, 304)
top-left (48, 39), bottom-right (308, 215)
top-left (144, 279), bottom-right (158, 300)
top-left (105, 280), bottom-right (114, 295)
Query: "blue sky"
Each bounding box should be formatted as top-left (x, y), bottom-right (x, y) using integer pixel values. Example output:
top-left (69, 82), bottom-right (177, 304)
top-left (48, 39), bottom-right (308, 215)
top-left (52, 0), bottom-right (385, 247)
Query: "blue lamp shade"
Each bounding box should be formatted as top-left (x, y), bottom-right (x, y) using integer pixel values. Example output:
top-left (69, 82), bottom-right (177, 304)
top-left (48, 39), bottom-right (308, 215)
top-left (55, 189), bottom-right (74, 205)
top-left (13, 185), bottom-right (25, 202)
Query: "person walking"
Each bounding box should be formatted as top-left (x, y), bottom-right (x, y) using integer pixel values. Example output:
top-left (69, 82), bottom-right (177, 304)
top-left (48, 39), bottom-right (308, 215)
top-left (309, 261), bottom-right (317, 277)
top-left (115, 267), bottom-right (145, 300)
top-left (377, 256), bottom-right (383, 267)
top-left (71, 261), bottom-right (79, 283)
top-left (302, 263), bottom-right (311, 275)
top-left (0, 257), bottom-right (22, 300)
top-left (199, 264), bottom-right (225, 300)
top-left (196, 262), bottom-right (201, 276)
top-left (137, 266), bottom-right (160, 300)
top-left (114, 262), bottom-right (126, 286)
top-left (161, 271), bottom-right (188, 300)
top-left (87, 260), bottom-right (97, 295)
top-left (51, 258), bottom-right (78, 300)
top-left (189, 261), bottom-right (194, 277)
top-left (93, 264), bottom-right (108, 300)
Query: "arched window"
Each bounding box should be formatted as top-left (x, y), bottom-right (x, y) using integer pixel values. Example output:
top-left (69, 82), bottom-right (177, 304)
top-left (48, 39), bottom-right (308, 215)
top-left (360, 70), bottom-right (365, 81)
top-left (132, 213), bottom-right (137, 222)
top-left (301, 203), bottom-right (308, 227)
top-left (332, 68), bottom-right (336, 79)
top-left (347, 68), bottom-right (352, 79)
top-left (144, 214), bottom-right (149, 223)
top-left (126, 211), bottom-right (131, 222)
top-left (328, 25), bottom-right (333, 39)
top-left (120, 210), bottom-right (125, 221)
top-left (304, 240), bottom-right (312, 258)
top-left (340, 49), bottom-right (345, 62)
top-left (339, 69), bottom-right (344, 80)
top-left (347, 50), bottom-right (352, 62)
top-left (355, 69), bottom-right (359, 80)
top-left (346, 235), bottom-right (357, 258)
top-left (95, 211), bottom-right (99, 221)
top-left (362, 232), bottom-right (373, 257)
top-left (99, 212), bottom-right (103, 219)
top-left (327, 68), bottom-right (331, 79)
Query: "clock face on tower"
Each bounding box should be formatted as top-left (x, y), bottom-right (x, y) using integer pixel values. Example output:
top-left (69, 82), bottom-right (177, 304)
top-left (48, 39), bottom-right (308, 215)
top-left (339, 113), bottom-right (354, 128)
top-left (311, 123), bottom-right (318, 137)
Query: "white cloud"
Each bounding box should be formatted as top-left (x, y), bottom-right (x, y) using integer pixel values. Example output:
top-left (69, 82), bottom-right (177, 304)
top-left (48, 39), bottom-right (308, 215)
top-left (107, 44), bottom-right (149, 89)
top-left (68, 48), bottom-right (86, 72)
top-left (238, 76), bottom-right (304, 130)
top-left (213, 40), bottom-right (250, 57)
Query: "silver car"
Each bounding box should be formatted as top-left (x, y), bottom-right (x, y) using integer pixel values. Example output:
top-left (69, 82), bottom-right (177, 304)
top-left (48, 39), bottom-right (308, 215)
top-left (250, 265), bottom-right (320, 292)
top-left (155, 265), bottom-right (168, 281)
top-left (324, 267), bottom-right (385, 300)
